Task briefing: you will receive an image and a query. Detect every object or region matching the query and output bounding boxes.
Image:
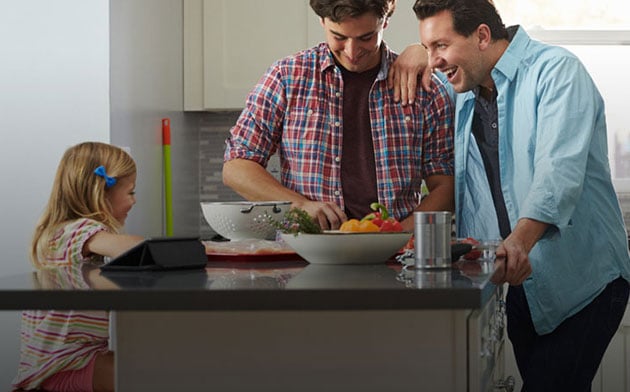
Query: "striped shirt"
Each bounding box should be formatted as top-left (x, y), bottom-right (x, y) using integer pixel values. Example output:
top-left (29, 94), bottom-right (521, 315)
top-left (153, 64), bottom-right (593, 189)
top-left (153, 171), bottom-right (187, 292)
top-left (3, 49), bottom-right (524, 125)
top-left (224, 42), bottom-right (454, 221)
top-left (12, 218), bottom-right (110, 390)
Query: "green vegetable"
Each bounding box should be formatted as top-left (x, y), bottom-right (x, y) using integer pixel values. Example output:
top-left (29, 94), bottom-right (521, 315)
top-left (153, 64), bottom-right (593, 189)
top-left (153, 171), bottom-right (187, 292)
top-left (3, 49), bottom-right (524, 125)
top-left (267, 207), bottom-right (322, 235)
top-left (369, 202), bottom-right (389, 220)
top-left (360, 202), bottom-right (404, 232)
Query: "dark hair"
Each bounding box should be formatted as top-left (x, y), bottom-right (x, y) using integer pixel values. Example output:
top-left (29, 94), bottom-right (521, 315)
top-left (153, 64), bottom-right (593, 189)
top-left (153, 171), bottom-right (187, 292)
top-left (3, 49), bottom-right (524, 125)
top-left (413, 0), bottom-right (508, 40)
top-left (310, 0), bottom-right (396, 23)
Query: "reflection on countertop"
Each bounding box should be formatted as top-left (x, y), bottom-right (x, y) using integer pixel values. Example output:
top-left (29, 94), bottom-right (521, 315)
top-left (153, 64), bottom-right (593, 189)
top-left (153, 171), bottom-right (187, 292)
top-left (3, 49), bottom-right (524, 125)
top-left (0, 257), bottom-right (498, 311)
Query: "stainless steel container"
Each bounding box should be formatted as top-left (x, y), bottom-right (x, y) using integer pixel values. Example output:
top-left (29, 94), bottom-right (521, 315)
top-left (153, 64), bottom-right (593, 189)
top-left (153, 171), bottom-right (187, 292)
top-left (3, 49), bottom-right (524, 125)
top-left (414, 211), bottom-right (452, 269)
top-left (412, 270), bottom-right (453, 288)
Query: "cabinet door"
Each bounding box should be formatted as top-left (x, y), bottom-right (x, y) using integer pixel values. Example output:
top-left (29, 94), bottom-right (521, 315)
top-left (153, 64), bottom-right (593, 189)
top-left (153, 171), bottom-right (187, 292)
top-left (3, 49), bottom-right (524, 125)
top-left (593, 304), bottom-right (630, 392)
top-left (184, 0), bottom-right (422, 110)
top-left (184, 0), bottom-right (320, 110)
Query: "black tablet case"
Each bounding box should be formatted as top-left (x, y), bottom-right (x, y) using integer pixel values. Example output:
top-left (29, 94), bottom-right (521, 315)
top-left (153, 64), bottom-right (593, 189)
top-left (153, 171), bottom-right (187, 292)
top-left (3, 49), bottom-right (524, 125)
top-left (100, 269), bottom-right (209, 288)
top-left (100, 237), bottom-right (207, 271)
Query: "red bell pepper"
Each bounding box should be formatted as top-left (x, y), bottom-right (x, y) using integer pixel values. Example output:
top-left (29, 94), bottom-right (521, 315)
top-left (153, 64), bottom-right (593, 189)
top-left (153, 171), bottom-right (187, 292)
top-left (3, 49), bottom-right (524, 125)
top-left (360, 203), bottom-right (404, 232)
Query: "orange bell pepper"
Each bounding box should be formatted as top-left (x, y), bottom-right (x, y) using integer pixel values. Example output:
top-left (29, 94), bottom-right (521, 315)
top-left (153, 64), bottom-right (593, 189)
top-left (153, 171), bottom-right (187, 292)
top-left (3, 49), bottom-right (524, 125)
top-left (339, 219), bottom-right (361, 232)
top-left (339, 219), bottom-right (380, 233)
top-left (358, 220), bottom-right (380, 232)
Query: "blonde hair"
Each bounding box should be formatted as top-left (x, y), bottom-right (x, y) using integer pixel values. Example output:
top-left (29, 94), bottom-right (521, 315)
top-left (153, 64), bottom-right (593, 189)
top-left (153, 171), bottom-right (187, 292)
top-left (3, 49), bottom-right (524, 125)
top-left (31, 142), bottom-right (136, 264)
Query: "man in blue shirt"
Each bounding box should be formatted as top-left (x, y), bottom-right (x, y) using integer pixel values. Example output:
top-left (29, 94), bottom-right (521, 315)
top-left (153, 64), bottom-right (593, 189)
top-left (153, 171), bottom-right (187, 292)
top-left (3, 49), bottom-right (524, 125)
top-left (402, 0), bottom-right (630, 390)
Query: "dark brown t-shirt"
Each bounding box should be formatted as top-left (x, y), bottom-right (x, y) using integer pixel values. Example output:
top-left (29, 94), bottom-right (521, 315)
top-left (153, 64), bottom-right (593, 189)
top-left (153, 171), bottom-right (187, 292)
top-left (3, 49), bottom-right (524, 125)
top-left (339, 63), bottom-right (380, 219)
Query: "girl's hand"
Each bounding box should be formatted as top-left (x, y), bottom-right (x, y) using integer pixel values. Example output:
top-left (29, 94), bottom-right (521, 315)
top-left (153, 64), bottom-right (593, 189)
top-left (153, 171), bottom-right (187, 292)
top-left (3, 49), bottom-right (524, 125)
top-left (387, 43), bottom-right (432, 105)
top-left (85, 231), bottom-right (145, 258)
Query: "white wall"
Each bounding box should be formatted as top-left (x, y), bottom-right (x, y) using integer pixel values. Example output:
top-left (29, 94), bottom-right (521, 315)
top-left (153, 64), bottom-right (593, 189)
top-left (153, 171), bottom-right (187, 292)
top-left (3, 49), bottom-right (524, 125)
top-left (109, 0), bottom-right (200, 238)
top-left (0, 0), bottom-right (110, 387)
top-left (0, 0), bottom-right (200, 387)
top-left (381, 0), bottom-right (423, 53)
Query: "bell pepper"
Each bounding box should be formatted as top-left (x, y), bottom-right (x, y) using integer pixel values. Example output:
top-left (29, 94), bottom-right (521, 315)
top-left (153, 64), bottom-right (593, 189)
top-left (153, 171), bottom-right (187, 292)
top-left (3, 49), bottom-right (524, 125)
top-left (379, 219), bottom-right (403, 232)
top-left (369, 202), bottom-right (389, 219)
top-left (361, 212), bottom-right (384, 227)
top-left (340, 218), bottom-right (380, 233)
top-left (360, 202), bottom-right (404, 232)
top-left (358, 220), bottom-right (380, 232)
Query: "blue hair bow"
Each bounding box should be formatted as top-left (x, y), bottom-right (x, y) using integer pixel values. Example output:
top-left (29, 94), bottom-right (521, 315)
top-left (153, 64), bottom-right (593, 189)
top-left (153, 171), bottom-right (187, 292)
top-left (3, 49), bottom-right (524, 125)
top-left (94, 165), bottom-right (117, 188)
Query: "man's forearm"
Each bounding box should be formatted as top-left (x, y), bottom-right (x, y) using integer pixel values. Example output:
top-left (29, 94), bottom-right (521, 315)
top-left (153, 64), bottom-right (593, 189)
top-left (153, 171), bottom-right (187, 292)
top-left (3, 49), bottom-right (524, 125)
top-left (417, 188), bottom-right (454, 212)
top-left (508, 218), bottom-right (549, 254)
top-left (398, 175), bottom-right (454, 231)
top-left (418, 175), bottom-right (455, 212)
top-left (222, 159), bottom-right (307, 204)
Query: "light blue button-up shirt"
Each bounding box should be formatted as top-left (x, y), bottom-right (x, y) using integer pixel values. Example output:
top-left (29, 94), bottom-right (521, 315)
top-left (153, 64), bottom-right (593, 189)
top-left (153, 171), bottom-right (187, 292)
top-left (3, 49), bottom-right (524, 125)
top-left (452, 26), bottom-right (630, 334)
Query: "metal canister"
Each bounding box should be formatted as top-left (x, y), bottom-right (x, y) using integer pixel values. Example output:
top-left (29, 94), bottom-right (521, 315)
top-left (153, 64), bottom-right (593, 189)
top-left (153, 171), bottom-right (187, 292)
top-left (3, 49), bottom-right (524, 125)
top-left (414, 211), bottom-right (452, 269)
top-left (413, 270), bottom-right (453, 288)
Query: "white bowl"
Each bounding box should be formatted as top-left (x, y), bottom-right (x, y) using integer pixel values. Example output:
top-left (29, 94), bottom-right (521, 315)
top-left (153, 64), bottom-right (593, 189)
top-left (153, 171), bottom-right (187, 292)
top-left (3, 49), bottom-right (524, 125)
top-left (280, 231), bottom-right (412, 265)
top-left (201, 201), bottom-right (291, 240)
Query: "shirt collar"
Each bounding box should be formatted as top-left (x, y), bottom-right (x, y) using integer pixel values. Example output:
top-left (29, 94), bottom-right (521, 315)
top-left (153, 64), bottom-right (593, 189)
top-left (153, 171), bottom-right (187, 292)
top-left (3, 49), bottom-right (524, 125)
top-left (492, 25), bottom-right (529, 84)
top-left (318, 41), bottom-right (393, 81)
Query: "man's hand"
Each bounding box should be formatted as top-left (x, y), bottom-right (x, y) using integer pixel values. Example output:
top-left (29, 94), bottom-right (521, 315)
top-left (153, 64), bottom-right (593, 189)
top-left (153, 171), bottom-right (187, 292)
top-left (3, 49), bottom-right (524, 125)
top-left (223, 159), bottom-right (348, 231)
top-left (387, 43), bottom-right (431, 105)
top-left (491, 239), bottom-right (532, 285)
top-left (490, 218), bottom-right (548, 285)
top-left (293, 200), bottom-right (347, 231)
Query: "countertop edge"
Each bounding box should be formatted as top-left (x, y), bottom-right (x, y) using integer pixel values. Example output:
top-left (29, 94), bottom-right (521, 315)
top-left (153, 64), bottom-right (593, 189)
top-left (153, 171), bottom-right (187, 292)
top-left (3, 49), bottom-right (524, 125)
top-left (0, 285), bottom-right (497, 311)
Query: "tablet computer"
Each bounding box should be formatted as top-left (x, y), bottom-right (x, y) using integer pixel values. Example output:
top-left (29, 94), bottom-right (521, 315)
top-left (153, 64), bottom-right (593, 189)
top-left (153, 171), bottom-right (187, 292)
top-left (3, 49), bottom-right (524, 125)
top-left (100, 237), bottom-right (207, 271)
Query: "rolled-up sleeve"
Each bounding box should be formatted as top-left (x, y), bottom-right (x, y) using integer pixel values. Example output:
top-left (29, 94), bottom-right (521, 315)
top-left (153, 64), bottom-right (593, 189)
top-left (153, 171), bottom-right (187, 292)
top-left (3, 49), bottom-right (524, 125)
top-left (421, 78), bottom-right (455, 178)
top-left (519, 56), bottom-right (600, 231)
top-left (224, 63), bottom-right (287, 167)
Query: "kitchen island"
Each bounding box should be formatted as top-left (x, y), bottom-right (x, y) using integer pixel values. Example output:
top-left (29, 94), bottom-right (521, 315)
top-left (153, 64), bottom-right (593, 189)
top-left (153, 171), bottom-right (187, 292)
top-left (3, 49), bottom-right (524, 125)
top-left (0, 257), bottom-right (510, 392)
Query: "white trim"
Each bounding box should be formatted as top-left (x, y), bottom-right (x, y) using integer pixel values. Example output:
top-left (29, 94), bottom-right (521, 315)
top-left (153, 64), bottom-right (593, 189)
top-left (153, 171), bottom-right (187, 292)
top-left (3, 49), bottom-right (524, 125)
top-left (522, 31), bottom-right (630, 191)
top-left (527, 29), bottom-right (630, 45)
top-left (614, 179), bottom-right (630, 193)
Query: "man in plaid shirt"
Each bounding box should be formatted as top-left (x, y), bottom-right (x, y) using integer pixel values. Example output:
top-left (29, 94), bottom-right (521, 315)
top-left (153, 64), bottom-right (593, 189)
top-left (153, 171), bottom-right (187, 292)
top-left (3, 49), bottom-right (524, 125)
top-left (223, 0), bottom-right (454, 231)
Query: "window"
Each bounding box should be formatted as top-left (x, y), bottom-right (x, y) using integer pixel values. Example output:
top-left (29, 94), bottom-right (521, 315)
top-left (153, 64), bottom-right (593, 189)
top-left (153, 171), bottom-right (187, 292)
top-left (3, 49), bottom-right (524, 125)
top-left (494, 0), bottom-right (630, 191)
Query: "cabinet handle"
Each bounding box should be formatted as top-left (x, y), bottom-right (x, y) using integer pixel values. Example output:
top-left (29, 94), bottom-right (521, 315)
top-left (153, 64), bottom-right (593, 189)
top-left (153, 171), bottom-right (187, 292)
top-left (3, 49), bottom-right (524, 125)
top-left (494, 375), bottom-right (515, 391)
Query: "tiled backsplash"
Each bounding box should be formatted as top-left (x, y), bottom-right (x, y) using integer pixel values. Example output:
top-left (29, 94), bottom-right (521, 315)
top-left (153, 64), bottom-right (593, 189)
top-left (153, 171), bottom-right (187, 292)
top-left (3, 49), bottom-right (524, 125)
top-left (619, 193), bottom-right (630, 233)
top-left (199, 112), bottom-right (630, 239)
top-left (199, 111), bottom-right (242, 240)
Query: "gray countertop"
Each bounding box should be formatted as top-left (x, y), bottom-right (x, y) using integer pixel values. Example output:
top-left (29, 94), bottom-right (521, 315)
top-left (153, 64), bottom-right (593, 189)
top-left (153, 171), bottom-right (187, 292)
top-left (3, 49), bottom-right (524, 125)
top-left (0, 257), bottom-right (498, 311)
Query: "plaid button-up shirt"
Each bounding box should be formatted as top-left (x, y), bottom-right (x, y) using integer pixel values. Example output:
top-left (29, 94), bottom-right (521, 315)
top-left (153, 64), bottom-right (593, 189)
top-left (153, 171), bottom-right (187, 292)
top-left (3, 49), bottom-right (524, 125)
top-left (225, 42), bottom-right (454, 221)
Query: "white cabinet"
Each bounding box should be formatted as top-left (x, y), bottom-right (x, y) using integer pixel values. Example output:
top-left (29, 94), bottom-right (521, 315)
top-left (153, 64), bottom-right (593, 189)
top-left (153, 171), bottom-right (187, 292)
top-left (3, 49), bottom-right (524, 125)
top-left (504, 303), bottom-right (630, 392)
top-left (183, 0), bottom-right (422, 110)
top-left (592, 303), bottom-right (630, 392)
top-left (184, 0), bottom-right (320, 110)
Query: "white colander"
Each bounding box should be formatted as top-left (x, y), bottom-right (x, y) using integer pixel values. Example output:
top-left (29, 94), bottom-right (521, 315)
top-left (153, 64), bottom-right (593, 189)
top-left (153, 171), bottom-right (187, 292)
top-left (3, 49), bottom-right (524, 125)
top-left (201, 201), bottom-right (291, 240)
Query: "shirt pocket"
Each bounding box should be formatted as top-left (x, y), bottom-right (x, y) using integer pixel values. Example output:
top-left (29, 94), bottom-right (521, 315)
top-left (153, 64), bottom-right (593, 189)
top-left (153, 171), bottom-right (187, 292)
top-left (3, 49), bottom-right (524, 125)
top-left (284, 105), bottom-right (331, 157)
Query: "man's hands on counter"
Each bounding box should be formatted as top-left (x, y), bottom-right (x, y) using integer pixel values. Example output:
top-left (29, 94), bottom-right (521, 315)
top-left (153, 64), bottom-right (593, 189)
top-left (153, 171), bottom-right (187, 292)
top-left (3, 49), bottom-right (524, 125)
top-left (492, 240), bottom-right (532, 286)
top-left (491, 218), bottom-right (548, 286)
top-left (291, 200), bottom-right (347, 231)
top-left (224, 160), bottom-right (453, 232)
top-left (224, 159), bottom-right (347, 230)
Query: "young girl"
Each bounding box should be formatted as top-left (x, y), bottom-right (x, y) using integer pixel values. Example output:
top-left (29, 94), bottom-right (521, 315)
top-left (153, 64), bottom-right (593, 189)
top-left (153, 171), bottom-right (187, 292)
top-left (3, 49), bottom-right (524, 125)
top-left (12, 142), bottom-right (144, 392)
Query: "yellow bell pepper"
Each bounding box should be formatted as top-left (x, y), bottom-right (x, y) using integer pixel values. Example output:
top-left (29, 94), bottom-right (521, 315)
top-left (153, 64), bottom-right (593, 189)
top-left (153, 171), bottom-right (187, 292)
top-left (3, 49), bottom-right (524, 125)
top-left (339, 219), bottom-right (379, 233)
